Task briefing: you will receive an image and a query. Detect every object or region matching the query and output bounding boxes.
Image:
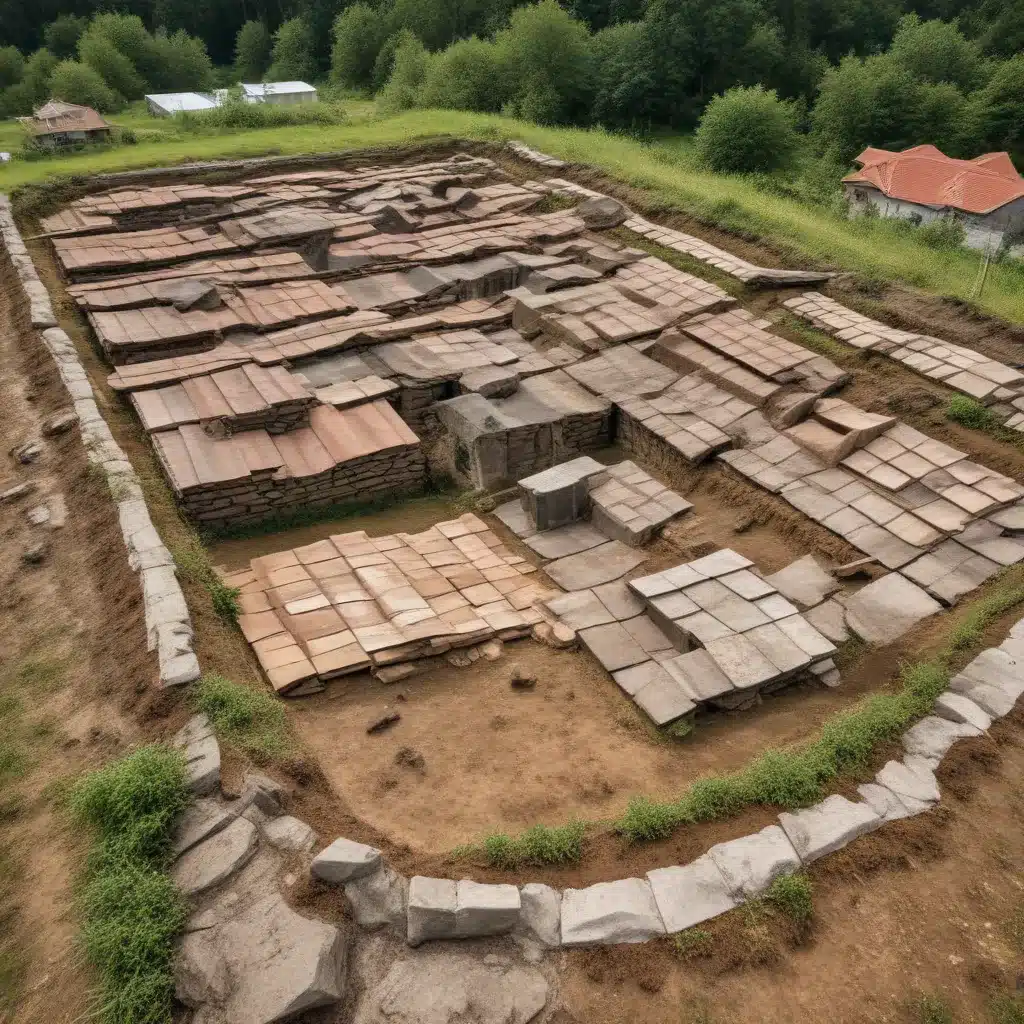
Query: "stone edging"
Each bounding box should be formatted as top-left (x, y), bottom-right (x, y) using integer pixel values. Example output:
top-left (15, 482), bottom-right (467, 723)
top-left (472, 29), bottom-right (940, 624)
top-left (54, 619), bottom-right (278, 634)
top-left (0, 196), bottom-right (200, 687)
top-left (305, 620), bottom-right (1023, 948)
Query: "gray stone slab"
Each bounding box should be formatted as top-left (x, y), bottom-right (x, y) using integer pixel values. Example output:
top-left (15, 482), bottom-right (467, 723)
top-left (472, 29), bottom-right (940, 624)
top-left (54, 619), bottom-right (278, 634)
top-left (494, 499), bottom-right (536, 538)
top-left (744, 623), bottom-right (812, 676)
top-left (344, 865), bottom-right (409, 932)
top-left (775, 614), bottom-right (836, 659)
top-left (580, 621), bottom-right (650, 672)
top-left (778, 794), bottom-right (881, 864)
top-left (545, 589), bottom-right (616, 630)
top-left (707, 825), bottom-right (801, 898)
top-left (847, 523), bottom-right (922, 569)
top-left (593, 580), bottom-right (645, 620)
top-left (687, 549), bottom-right (753, 577)
top-left (173, 713), bottom-right (221, 796)
top-left (628, 571), bottom-right (677, 598)
top-left (613, 660), bottom-right (662, 696)
top-left (662, 649), bottom-right (734, 702)
top-left (171, 817), bottom-right (259, 897)
top-left (803, 599), bottom-right (850, 644)
top-left (263, 815), bottom-right (316, 853)
top-left (172, 799), bottom-right (235, 859)
top-left (650, 591), bottom-right (701, 620)
top-left (632, 668), bottom-right (697, 726)
top-left (718, 569), bottom-right (776, 600)
top-left (843, 573), bottom-right (942, 645)
top-left (875, 758), bottom-right (940, 805)
top-left (455, 879), bottom-right (521, 938)
top-left (518, 883), bottom-right (561, 947)
top-left (856, 782), bottom-right (926, 822)
top-left (646, 855), bottom-right (738, 934)
top-left (518, 456), bottom-right (606, 531)
top-left (311, 837), bottom-right (383, 884)
top-left (704, 634), bottom-right (780, 689)
top-left (545, 541), bottom-right (645, 591)
top-left (901, 715), bottom-right (981, 762)
top-left (561, 878), bottom-right (667, 945)
top-left (407, 876), bottom-right (458, 946)
top-left (934, 691), bottom-right (993, 731)
top-left (525, 522), bottom-right (607, 560)
top-left (621, 613), bottom-right (675, 653)
top-left (948, 677), bottom-right (1023, 719)
top-left (764, 555), bottom-right (839, 609)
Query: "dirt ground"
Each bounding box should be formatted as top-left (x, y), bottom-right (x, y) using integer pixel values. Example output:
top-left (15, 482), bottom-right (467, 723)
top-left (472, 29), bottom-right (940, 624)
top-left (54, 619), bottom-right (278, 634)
top-left (558, 711), bottom-right (1024, 1024)
top-left (11, 142), bottom-right (1024, 1024)
top-left (0, 249), bottom-right (160, 1023)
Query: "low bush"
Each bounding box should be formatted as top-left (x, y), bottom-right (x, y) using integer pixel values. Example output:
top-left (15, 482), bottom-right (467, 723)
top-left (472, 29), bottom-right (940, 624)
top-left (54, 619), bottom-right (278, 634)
top-left (191, 673), bottom-right (289, 760)
top-left (69, 745), bottom-right (190, 1024)
top-left (475, 820), bottom-right (587, 867)
top-left (946, 394), bottom-right (994, 429)
top-left (176, 97), bottom-right (346, 133)
top-left (916, 217), bottom-right (967, 250)
top-left (764, 873), bottom-right (813, 923)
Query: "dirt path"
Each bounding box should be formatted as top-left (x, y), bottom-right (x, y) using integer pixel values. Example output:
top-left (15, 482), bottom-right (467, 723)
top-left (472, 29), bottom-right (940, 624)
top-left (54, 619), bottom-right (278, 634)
top-left (0, 249), bottom-right (157, 1024)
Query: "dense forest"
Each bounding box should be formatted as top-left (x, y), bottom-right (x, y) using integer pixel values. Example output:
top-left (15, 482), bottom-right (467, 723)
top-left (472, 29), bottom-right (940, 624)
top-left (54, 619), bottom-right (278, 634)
top-left (1, 0), bottom-right (1023, 171)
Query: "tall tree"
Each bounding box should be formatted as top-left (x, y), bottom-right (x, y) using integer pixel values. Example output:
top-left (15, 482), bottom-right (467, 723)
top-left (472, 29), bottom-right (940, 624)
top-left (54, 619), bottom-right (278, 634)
top-left (266, 17), bottom-right (317, 82)
top-left (234, 21), bottom-right (272, 82)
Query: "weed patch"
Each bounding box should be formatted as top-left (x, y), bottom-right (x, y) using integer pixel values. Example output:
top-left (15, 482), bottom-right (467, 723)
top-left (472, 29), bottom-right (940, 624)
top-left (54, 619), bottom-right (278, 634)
top-left (69, 745), bottom-right (190, 1024)
top-left (764, 873), bottom-right (813, 924)
top-left (468, 821), bottom-right (587, 868)
top-left (191, 673), bottom-right (289, 761)
top-left (173, 538), bottom-right (239, 623)
top-left (914, 993), bottom-right (954, 1024)
top-left (990, 994), bottom-right (1024, 1024)
top-left (672, 927), bottom-right (713, 959)
top-left (947, 395), bottom-right (994, 430)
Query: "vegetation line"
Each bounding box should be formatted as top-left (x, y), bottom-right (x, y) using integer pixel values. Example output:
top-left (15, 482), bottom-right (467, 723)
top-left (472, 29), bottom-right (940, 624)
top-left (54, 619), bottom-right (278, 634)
top-left (455, 569), bottom-right (1024, 865)
top-left (68, 745), bottom-right (191, 1024)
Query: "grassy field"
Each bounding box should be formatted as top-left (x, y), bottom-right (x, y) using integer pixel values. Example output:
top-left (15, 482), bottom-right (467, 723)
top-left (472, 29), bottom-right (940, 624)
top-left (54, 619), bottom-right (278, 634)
top-left (4, 104), bottom-right (1024, 323)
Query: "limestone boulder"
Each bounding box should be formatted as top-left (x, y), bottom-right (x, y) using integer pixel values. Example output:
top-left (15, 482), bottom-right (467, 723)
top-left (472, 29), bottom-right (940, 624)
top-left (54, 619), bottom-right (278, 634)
top-left (171, 817), bottom-right (259, 897)
top-left (560, 878), bottom-right (666, 945)
top-left (517, 883), bottom-right (561, 947)
top-left (262, 815), bottom-right (317, 854)
top-left (312, 837), bottom-right (382, 884)
top-left (345, 865), bottom-right (409, 933)
top-left (577, 196), bottom-right (629, 230)
top-left (352, 951), bottom-right (548, 1024)
top-left (203, 891), bottom-right (346, 1024)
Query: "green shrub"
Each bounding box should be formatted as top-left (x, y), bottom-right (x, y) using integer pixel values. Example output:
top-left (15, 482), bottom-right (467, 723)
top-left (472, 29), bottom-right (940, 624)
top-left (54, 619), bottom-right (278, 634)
top-left (695, 85), bottom-right (800, 174)
top-left (0, 46), bottom-right (25, 90)
top-left (419, 37), bottom-right (506, 112)
top-left (946, 394), bottom-right (994, 429)
top-left (234, 21), bottom-right (272, 83)
top-left (378, 31), bottom-right (433, 114)
top-left (43, 15), bottom-right (89, 59)
top-left (69, 745), bottom-right (190, 868)
top-left (177, 96), bottom-right (346, 133)
top-left (331, 4), bottom-right (390, 90)
top-left (764, 873), bottom-right (813, 923)
top-left (191, 673), bottom-right (289, 759)
top-left (70, 745), bottom-right (190, 1024)
top-left (48, 59), bottom-right (120, 112)
top-left (917, 217), bottom-right (967, 250)
top-left (476, 820), bottom-right (586, 867)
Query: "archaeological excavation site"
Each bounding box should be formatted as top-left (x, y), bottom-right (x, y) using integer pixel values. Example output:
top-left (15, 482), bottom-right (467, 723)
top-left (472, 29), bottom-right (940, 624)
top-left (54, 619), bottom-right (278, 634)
top-left (6, 140), bottom-right (1024, 1024)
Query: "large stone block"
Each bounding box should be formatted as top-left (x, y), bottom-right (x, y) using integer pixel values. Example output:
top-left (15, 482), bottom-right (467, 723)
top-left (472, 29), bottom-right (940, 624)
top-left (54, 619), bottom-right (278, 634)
top-left (647, 855), bottom-right (738, 933)
top-left (561, 878), bottom-right (666, 945)
top-left (407, 877), bottom-right (458, 946)
top-left (707, 825), bottom-right (801, 898)
top-left (764, 555), bottom-right (839, 610)
top-left (171, 817), bottom-right (259, 897)
top-left (455, 879), bottom-right (521, 938)
top-left (518, 456), bottom-right (606, 531)
top-left (518, 883), bottom-right (561, 947)
top-left (345, 865), bottom-right (409, 933)
top-left (778, 795), bottom-right (881, 863)
top-left (312, 837), bottom-right (383, 884)
top-left (843, 573), bottom-right (942, 645)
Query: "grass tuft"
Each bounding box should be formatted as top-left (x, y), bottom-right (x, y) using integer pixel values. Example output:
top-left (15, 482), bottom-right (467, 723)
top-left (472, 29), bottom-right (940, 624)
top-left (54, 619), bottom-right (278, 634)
top-left (947, 395), bottom-right (994, 430)
top-left (191, 673), bottom-right (289, 760)
top-left (914, 993), bottom-right (954, 1024)
top-left (69, 745), bottom-right (190, 1024)
top-left (990, 994), bottom-right (1024, 1024)
top-left (763, 873), bottom-right (813, 924)
top-left (672, 927), bottom-right (713, 959)
top-left (472, 821), bottom-right (587, 868)
top-left (173, 540), bottom-right (240, 623)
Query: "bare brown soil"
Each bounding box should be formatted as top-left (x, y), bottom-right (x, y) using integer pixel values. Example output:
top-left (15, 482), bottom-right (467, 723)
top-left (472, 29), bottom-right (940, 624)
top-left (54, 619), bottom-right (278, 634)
top-left (558, 708), bottom-right (1024, 1024)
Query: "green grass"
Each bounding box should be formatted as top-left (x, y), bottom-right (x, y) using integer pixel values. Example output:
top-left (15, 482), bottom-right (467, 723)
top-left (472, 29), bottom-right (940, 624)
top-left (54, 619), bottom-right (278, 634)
top-left (990, 994), bottom-right (1024, 1024)
top-left (463, 820), bottom-right (588, 868)
top-left (914, 994), bottom-right (955, 1024)
top-left (172, 535), bottom-right (239, 623)
top-left (191, 673), bottom-right (290, 761)
top-left (947, 395), bottom-right (995, 430)
top-left (68, 745), bottom-right (191, 1024)
top-left (8, 108), bottom-right (1024, 323)
top-left (672, 927), bottom-right (714, 958)
top-left (763, 873), bottom-right (813, 924)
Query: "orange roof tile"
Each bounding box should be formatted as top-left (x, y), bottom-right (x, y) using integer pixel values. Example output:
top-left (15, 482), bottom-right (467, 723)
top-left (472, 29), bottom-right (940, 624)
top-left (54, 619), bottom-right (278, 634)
top-left (845, 146), bottom-right (1024, 215)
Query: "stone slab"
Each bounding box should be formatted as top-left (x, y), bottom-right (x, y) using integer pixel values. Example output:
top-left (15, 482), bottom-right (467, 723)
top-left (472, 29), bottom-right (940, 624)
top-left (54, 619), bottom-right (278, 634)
top-left (764, 555), bottom-right (839, 609)
top-left (707, 825), bottom-right (801, 899)
top-left (544, 541), bottom-right (645, 591)
top-left (407, 876), bottom-right (458, 946)
top-left (455, 879), bottom-right (521, 938)
top-left (646, 855), bottom-right (738, 934)
top-left (843, 573), bottom-right (942, 645)
top-left (632, 667), bottom-right (697, 725)
top-left (933, 691), bottom-right (993, 731)
top-left (778, 795), bottom-right (881, 864)
top-left (171, 816), bottom-right (259, 897)
top-left (901, 715), bottom-right (982, 762)
top-left (172, 799), bottom-right (236, 858)
top-left (579, 621), bottom-right (650, 672)
top-left (561, 878), bottom-right (666, 945)
top-left (312, 837), bottom-right (383, 884)
top-left (518, 882), bottom-right (561, 947)
top-left (875, 757), bottom-right (940, 805)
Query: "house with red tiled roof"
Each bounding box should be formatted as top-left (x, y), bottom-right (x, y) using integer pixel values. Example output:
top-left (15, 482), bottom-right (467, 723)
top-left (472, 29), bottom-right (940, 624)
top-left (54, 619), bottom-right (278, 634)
top-left (843, 145), bottom-right (1024, 253)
